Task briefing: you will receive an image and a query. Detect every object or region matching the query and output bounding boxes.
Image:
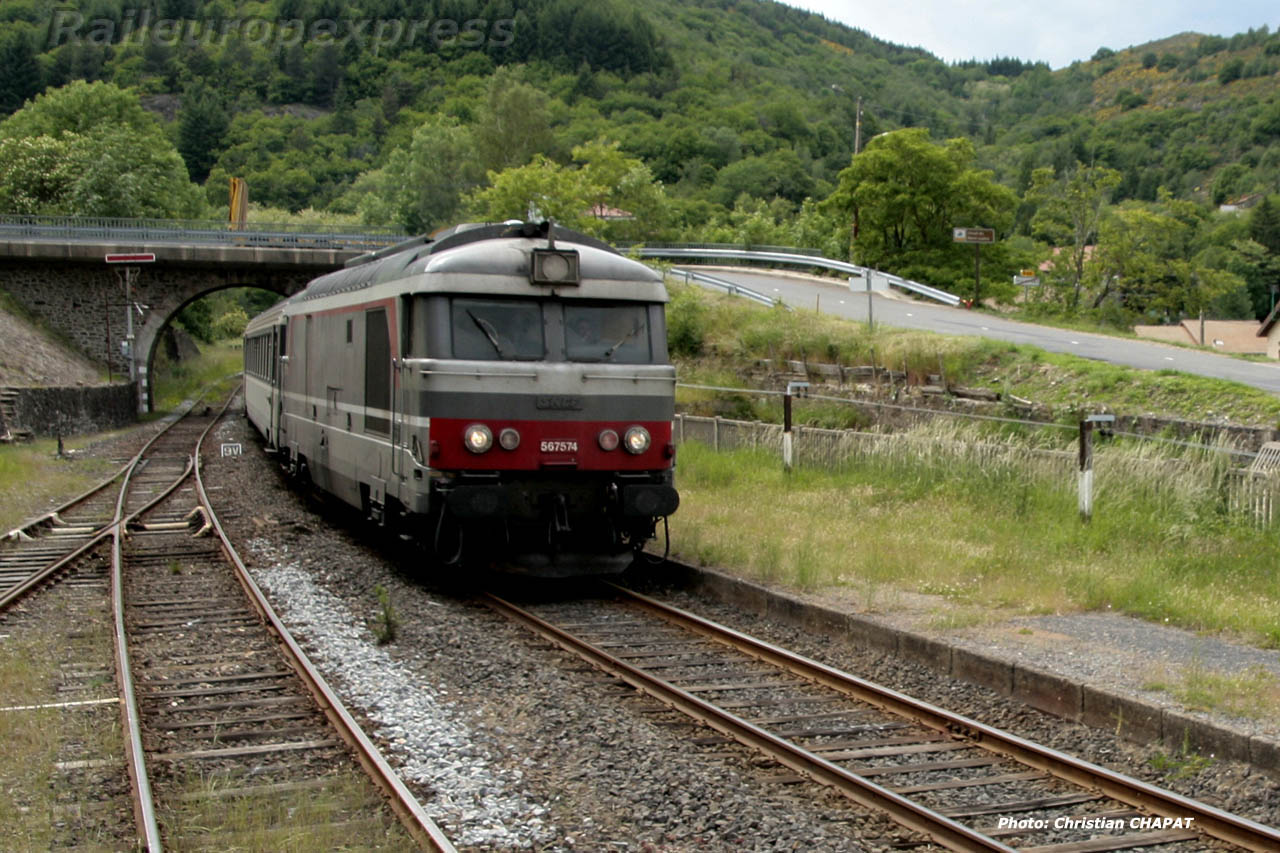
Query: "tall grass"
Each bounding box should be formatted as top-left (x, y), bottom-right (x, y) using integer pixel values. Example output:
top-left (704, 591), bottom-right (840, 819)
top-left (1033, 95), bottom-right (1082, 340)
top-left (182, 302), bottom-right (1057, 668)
top-left (150, 340), bottom-right (244, 414)
top-left (0, 438), bottom-right (118, 531)
top-left (669, 420), bottom-right (1280, 647)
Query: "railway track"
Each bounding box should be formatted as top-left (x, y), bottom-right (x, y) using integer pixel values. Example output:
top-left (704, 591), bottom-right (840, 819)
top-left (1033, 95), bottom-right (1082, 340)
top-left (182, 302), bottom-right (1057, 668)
top-left (1, 401), bottom-right (229, 850)
top-left (115, 393), bottom-right (454, 851)
top-left (0, 404), bottom-right (206, 610)
top-left (2, 394), bottom-right (454, 851)
top-left (486, 582), bottom-right (1280, 853)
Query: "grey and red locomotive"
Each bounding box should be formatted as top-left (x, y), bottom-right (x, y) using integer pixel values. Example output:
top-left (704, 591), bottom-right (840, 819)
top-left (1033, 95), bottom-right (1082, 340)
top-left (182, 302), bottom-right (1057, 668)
top-left (243, 221), bottom-right (678, 576)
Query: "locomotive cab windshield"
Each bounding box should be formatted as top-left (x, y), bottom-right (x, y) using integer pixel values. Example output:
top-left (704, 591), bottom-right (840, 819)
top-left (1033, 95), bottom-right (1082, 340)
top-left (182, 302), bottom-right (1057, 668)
top-left (409, 295), bottom-right (665, 365)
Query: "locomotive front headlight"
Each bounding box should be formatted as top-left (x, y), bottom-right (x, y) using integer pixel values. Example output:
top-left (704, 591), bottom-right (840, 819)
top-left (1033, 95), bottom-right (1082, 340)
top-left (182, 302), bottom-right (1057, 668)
top-left (623, 426), bottom-right (650, 455)
top-left (464, 423), bottom-right (493, 454)
top-left (498, 427), bottom-right (521, 451)
top-left (598, 429), bottom-right (619, 451)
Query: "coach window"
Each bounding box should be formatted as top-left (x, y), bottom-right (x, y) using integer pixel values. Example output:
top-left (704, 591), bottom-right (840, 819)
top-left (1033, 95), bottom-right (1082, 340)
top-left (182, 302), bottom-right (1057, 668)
top-left (450, 298), bottom-right (544, 360)
top-left (564, 303), bottom-right (651, 363)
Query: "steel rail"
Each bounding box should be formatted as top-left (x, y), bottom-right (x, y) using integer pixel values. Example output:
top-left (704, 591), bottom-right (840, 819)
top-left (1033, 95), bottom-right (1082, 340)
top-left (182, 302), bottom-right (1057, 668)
top-left (1, 407), bottom-right (207, 612)
top-left (482, 591), bottom-right (1015, 853)
top-left (611, 582), bottom-right (1280, 853)
top-left (110, 392), bottom-right (236, 851)
top-left (110, 459), bottom-right (188, 853)
top-left (193, 390), bottom-right (456, 853)
top-left (635, 246), bottom-right (963, 306)
top-left (0, 213), bottom-right (405, 250)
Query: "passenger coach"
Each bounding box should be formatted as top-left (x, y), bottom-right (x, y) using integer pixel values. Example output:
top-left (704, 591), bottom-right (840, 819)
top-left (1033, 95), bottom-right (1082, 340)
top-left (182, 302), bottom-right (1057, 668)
top-left (244, 221), bottom-right (679, 575)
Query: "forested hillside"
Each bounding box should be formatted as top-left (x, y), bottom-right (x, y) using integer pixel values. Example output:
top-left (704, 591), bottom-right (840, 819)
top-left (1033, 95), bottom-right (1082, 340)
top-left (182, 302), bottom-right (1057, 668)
top-left (1, 0), bottom-right (1279, 327)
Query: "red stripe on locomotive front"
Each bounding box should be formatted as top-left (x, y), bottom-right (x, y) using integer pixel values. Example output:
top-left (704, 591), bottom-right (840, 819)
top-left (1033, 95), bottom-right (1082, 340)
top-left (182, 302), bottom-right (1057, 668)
top-left (429, 418), bottom-right (673, 471)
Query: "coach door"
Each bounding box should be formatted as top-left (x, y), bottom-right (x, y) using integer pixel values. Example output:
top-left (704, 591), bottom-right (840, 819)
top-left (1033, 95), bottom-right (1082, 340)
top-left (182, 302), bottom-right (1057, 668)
top-left (391, 296), bottom-right (409, 479)
top-left (364, 308), bottom-right (392, 436)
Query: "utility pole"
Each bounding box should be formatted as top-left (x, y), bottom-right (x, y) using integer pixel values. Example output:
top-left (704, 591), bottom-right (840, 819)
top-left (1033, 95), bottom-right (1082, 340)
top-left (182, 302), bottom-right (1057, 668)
top-left (853, 96), bottom-right (863, 155)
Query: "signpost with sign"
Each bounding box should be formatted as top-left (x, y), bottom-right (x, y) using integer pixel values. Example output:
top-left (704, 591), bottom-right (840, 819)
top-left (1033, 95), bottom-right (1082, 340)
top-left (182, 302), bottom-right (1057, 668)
top-left (953, 227), bottom-right (996, 307)
top-left (105, 252), bottom-right (155, 413)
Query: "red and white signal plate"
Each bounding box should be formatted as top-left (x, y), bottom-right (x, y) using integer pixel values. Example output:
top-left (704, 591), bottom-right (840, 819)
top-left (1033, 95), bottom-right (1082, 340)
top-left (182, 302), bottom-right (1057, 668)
top-left (104, 253), bottom-right (156, 263)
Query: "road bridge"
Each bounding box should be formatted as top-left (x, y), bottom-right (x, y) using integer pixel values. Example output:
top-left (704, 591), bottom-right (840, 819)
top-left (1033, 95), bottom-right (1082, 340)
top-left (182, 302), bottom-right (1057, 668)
top-left (0, 216), bottom-right (403, 411)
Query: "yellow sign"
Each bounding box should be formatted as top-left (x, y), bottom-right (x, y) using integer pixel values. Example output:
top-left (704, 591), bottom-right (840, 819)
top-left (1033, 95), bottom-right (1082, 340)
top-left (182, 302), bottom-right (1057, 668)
top-left (229, 177), bottom-right (248, 230)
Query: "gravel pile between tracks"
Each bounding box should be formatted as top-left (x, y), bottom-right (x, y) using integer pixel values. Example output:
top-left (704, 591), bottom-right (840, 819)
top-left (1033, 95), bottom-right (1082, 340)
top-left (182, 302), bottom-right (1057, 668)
top-left (242, 543), bottom-right (555, 849)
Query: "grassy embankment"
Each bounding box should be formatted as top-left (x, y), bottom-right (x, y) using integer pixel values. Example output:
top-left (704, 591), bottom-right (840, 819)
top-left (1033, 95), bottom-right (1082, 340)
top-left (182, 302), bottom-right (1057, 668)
top-left (665, 281), bottom-right (1280, 716)
top-left (667, 279), bottom-right (1280, 428)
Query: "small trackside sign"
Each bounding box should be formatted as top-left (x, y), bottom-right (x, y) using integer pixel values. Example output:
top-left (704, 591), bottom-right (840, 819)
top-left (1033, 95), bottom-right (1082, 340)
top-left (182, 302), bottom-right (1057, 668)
top-left (951, 228), bottom-right (995, 244)
top-left (105, 253), bottom-right (156, 263)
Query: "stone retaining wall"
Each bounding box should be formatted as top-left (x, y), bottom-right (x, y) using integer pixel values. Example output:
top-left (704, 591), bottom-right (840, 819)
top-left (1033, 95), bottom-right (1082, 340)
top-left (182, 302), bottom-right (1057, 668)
top-left (4, 383), bottom-right (137, 437)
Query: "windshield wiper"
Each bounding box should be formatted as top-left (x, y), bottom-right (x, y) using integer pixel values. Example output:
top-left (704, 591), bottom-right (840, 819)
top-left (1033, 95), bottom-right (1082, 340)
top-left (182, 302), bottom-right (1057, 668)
top-left (602, 320), bottom-right (644, 362)
top-left (467, 310), bottom-right (506, 358)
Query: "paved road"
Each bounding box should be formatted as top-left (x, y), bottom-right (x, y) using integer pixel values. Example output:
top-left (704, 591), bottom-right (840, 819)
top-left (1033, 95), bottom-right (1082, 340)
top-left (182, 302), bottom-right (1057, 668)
top-left (686, 268), bottom-right (1280, 397)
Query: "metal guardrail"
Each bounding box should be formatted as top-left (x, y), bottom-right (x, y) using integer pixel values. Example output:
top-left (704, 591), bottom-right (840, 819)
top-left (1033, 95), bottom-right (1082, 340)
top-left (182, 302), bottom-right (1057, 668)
top-left (0, 214), bottom-right (407, 252)
top-left (624, 241), bottom-right (825, 257)
top-left (669, 267), bottom-right (784, 309)
top-left (636, 245), bottom-right (962, 307)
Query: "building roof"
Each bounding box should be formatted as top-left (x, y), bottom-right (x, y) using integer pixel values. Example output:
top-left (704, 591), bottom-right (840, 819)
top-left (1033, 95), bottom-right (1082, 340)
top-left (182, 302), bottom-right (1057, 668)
top-left (1259, 302), bottom-right (1280, 337)
top-left (1038, 245), bottom-right (1095, 272)
top-left (588, 204), bottom-right (634, 220)
top-left (1134, 319), bottom-right (1267, 353)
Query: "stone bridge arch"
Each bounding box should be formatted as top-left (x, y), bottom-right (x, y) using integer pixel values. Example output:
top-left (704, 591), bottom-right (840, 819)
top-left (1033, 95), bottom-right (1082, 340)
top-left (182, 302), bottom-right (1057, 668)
top-left (130, 266), bottom-right (314, 410)
top-left (0, 243), bottom-right (356, 412)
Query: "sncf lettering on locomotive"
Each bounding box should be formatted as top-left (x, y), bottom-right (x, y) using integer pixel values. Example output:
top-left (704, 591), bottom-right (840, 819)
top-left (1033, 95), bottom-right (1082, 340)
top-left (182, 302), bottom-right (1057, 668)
top-left (535, 395), bottom-right (583, 410)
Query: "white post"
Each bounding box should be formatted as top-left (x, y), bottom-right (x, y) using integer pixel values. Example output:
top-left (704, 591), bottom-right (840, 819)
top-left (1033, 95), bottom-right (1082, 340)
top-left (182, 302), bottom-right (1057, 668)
top-left (1078, 415), bottom-right (1113, 522)
top-left (783, 381), bottom-right (808, 473)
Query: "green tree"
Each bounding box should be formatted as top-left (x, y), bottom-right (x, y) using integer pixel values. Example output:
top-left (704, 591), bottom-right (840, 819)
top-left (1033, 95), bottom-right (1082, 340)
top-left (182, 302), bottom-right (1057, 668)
top-left (473, 70), bottom-right (555, 174)
top-left (710, 148), bottom-right (815, 208)
top-left (1244, 196), bottom-right (1280, 315)
top-left (347, 115), bottom-right (482, 232)
top-left (464, 155), bottom-right (603, 232)
top-left (0, 31), bottom-right (42, 116)
top-left (1091, 202), bottom-right (1244, 320)
top-left (823, 128), bottom-right (1017, 270)
top-left (211, 306), bottom-right (250, 340)
top-left (176, 84), bottom-right (229, 184)
top-left (0, 135), bottom-right (76, 213)
top-left (1027, 163), bottom-right (1122, 310)
top-left (0, 81), bottom-right (204, 218)
top-left (0, 80), bottom-right (153, 138)
top-left (1248, 195), bottom-right (1280, 253)
top-left (571, 137), bottom-right (670, 240)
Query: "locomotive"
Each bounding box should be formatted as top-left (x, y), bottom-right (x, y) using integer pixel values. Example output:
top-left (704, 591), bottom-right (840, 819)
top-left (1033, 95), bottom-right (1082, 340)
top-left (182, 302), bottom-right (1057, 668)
top-left (243, 221), bottom-right (678, 576)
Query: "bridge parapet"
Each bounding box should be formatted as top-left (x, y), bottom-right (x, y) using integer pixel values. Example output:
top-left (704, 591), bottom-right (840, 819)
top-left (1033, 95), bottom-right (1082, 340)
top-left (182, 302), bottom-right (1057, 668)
top-left (0, 214), bottom-right (405, 252)
top-left (0, 237), bottom-right (363, 269)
